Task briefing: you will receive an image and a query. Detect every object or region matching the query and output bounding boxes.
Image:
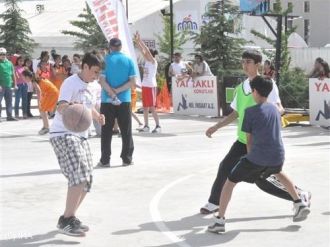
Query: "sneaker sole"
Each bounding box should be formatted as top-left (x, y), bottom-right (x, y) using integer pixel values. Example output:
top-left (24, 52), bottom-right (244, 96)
top-left (123, 162), bottom-right (134, 167)
top-left (58, 229), bottom-right (86, 237)
top-left (200, 207), bottom-right (219, 215)
top-left (293, 208), bottom-right (311, 222)
top-left (94, 166), bottom-right (110, 169)
top-left (207, 227), bottom-right (225, 234)
top-left (80, 226), bottom-right (89, 232)
top-left (58, 221), bottom-right (90, 232)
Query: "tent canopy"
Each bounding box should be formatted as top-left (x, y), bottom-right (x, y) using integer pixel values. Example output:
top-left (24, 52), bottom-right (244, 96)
top-left (0, 0), bottom-right (182, 37)
top-left (288, 32), bottom-right (308, 48)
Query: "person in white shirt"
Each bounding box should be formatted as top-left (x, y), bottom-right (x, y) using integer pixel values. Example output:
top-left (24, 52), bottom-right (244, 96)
top-left (192, 54), bottom-right (213, 77)
top-left (134, 32), bottom-right (161, 133)
top-left (168, 52), bottom-right (187, 78)
top-left (71, 54), bottom-right (81, 74)
top-left (49, 52), bottom-right (105, 237)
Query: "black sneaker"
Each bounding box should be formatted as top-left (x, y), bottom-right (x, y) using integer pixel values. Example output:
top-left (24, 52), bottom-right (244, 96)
top-left (152, 125), bottom-right (161, 133)
top-left (95, 161), bottom-right (110, 168)
top-left (7, 117), bottom-right (18, 121)
top-left (208, 216), bottom-right (225, 233)
top-left (57, 216), bottom-right (85, 237)
top-left (71, 216), bottom-right (89, 232)
top-left (122, 161), bottom-right (134, 166)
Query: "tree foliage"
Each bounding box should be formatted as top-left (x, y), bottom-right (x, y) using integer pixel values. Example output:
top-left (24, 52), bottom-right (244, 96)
top-left (280, 68), bottom-right (309, 108)
top-left (0, 0), bottom-right (37, 55)
top-left (155, 15), bottom-right (189, 61)
top-left (192, 0), bottom-right (246, 78)
top-left (251, 0), bottom-right (308, 108)
top-left (62, 3), bottom-right (108, 52)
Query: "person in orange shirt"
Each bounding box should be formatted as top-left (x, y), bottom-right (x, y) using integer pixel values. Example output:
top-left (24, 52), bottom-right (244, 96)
top-left (36, 60), bottom-right (52, 80)
top-left (22, 70), bottom-right (59, 135)
top-left (51, 54), bottom-right (68, 90)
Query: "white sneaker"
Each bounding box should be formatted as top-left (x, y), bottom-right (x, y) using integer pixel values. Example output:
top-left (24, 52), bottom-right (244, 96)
top-left (152, 125), bottom-right (161, 133)
top-left (200, 202), bottom-right (219, 214)
top-left (208, 216), bottom-right (225, 233)
top-left (139, 126), bottom-right (150, 133)
top-left (299, 191), bottom-right (312, 207)
top-left (293, 201), bottom-right (310, 222)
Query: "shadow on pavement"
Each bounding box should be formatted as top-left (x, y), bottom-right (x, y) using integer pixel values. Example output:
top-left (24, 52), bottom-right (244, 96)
top-left (147, 225), bottom-right (301, 247)
top-left (282, 126), bottom-right (330, 139)
top-left (113, 213), bottom-right (296, 247)
top-left (0, 169), bottom-right (61, 178)
top-left (293, 142), bottom-right (330, 147)
top-left (0, 135), bottom-right (30, 139)
top-left (133, 133), bottom-right (177, 138)
top-left (0, 231), bottom-right (80, 247)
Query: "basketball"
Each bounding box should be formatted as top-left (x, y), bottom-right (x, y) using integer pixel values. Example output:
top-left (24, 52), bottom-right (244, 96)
top-left (62, 104), bottom-right (92, 133)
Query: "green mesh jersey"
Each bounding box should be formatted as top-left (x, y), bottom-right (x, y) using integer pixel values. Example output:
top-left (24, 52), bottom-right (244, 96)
top-left (234, 82), bottom-right (256, 144)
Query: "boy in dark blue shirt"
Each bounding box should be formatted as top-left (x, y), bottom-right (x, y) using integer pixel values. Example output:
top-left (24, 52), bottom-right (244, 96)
top-left (208, 76), bottom-right (310, 233)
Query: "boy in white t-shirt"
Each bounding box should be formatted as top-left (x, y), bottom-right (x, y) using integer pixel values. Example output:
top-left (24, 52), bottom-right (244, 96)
top-left (49, 52), bottom-right (105, 237)
top-left (168, 52), bottom-right (187, 77)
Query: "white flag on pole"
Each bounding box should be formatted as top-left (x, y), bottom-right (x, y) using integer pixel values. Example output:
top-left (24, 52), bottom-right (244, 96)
top-left (86, 0), bottom-right (141, 85)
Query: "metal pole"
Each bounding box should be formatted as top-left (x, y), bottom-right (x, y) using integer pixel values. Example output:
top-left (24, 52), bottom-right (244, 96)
top-left (170, 0), bottom-right (174, 62)
top-left (126, 0), bottom-right (128, 18)
top-left (275, 15), bottom-right (282, 85)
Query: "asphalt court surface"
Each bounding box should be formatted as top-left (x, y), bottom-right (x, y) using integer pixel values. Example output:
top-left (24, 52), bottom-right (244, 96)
top-left (0, 113), bottom-right (329, 247)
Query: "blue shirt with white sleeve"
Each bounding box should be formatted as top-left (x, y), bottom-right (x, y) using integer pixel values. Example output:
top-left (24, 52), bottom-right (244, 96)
top-left (101, 51), bottom-right (137, 103)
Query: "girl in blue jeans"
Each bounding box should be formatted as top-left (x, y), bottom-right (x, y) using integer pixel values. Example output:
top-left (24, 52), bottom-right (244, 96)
top-left (14, 56), bottom-right (28, 118)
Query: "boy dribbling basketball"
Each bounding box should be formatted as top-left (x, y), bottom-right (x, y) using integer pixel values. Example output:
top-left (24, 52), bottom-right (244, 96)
top-left (49, 52), bottom-right (105, 236)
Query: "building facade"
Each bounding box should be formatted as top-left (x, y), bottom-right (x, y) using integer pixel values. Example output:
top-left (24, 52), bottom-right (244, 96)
top-left (269, 0), bottom-right (330, 47)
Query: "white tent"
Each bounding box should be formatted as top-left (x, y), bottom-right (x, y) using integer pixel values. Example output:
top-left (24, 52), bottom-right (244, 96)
top-left (0, 0), bottom-right (183, 57)
top-left (288, 32), bottom-right (308, 48)
top-left (0, 0), bottom-right (280, 58)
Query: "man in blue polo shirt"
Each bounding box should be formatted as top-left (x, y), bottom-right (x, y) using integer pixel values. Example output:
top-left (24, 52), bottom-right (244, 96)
top-left (97, 38), bottom-right (137, 167)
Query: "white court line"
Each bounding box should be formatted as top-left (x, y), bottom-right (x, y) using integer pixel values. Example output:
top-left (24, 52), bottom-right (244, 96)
top-left (149, 168), bottom-right (215, 247)
top-left (150, 175), bottom-right (194, 247)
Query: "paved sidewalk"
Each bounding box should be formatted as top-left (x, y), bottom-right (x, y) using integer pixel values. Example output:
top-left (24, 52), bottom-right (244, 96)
top-left (0, 113), bottom-right (329, 247)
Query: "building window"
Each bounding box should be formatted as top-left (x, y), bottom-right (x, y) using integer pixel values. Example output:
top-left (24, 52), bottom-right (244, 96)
top-left (288, 2), bottom-right (293, 13)
top-left (304, 19), bottom-right (310, 44)
top-left (273, 2), bottom-right (280, 12)
top-left (304, 1), bottom-right (310, 13)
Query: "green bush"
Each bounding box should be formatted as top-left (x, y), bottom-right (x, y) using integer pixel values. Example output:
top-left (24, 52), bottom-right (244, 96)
top-left (279, 67), bottom-right (309, 109)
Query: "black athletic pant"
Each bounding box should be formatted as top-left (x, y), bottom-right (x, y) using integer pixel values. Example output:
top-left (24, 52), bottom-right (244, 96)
top-left (100, 103), bottom-right (134, 164)
top-left (27, 92), bottom-right (33, 116)
top-left (208, 140), bottom-right (298, 205)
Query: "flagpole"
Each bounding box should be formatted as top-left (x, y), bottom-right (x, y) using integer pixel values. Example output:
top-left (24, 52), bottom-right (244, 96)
top-left (170, 0), bottom-right (174, 62)
top-left (126, 0), bottom-right (128, 18)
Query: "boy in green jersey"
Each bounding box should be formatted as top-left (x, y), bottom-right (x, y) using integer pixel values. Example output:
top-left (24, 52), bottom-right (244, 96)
top-left (200, 49), bottom-right (311, 214)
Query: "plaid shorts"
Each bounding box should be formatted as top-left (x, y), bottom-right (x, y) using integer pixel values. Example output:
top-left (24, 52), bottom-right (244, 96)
top-left (50, 134), bottom-right (93, 192)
